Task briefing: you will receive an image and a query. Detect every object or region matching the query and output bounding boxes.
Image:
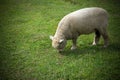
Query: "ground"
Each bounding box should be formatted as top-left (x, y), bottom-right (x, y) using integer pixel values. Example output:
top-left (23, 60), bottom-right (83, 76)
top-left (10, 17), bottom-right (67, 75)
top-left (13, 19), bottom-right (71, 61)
top-left (0, 0), bottom-right (120, 80)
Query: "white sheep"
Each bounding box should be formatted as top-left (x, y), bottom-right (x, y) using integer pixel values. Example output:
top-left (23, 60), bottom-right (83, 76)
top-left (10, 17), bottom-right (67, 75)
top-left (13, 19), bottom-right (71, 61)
top-left (50, 7), bottom-right (109, 52)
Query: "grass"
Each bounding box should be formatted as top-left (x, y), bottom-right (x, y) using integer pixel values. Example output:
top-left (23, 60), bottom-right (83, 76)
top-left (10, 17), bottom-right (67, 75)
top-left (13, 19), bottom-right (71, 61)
top-left (0, 0), bottom-right (120, 80)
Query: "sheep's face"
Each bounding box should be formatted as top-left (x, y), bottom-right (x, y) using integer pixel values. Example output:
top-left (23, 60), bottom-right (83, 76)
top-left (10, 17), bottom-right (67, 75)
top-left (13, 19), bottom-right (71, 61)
top-left (50, 36), bottom-right (67, 52)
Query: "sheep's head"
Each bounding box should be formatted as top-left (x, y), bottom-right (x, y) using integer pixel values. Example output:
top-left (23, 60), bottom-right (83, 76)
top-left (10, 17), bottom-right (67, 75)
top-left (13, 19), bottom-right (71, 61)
top-left (50, 35), bottom-right (67, 52)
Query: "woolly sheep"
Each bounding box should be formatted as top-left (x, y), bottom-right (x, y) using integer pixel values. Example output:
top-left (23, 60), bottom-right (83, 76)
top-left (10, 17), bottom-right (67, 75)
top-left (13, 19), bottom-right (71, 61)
top-left (50, 7), bottom-right (109, 52)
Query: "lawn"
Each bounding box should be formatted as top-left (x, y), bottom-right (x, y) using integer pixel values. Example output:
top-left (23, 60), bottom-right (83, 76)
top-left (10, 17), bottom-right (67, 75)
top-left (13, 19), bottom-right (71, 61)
top-left (0, 0), bottom-right (120, 80)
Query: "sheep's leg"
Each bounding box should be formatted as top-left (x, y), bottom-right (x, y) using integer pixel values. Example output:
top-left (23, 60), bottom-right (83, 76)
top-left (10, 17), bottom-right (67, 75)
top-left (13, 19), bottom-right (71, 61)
top-left (101, 31), bottom-right (109, 48)
top-left (98, 27), bottom-right (109, 48)
top-left (92, 30), bottom-right (101, 45)
top-left (71, 38), bottom-right (77, 50)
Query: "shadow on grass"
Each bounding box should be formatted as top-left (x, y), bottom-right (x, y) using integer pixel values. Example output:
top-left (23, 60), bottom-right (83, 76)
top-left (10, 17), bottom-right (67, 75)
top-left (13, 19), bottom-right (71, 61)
top-left (59, 43), bottom-right (120, 56)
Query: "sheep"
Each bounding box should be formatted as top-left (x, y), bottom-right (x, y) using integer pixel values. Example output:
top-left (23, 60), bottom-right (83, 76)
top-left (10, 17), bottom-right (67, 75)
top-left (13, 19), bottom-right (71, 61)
top-left (50, 7), bottom-right (109, 52)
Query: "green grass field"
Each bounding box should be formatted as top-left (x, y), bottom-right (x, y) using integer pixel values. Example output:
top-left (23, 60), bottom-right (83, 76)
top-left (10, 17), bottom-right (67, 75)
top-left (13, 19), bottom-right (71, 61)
top-left (0, 0), bottom-right (120, 80)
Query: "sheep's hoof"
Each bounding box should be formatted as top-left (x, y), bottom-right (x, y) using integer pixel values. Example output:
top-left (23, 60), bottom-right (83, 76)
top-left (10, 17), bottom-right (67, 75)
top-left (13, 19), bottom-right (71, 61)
top-left (58, 49), bottom-right (63, 53)
top-left (103, 45), bottom-right (107, 48)
top-left (71, 46), bottom-right (77, 50)
top-left (92, 42), bottom-right (97, 46)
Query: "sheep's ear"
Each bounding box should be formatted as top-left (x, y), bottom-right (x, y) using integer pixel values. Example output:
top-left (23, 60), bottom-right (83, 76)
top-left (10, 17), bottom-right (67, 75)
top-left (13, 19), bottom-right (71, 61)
top-left (49, 35), bottom-right (54, 40)
top-left (59, 39), bottom-right (64, 43)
